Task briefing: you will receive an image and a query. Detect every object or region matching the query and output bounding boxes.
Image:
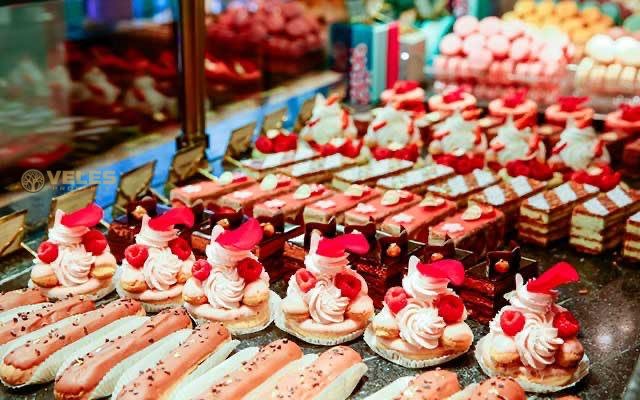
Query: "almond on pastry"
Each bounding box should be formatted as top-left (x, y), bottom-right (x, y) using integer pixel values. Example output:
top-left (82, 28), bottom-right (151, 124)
top-left (345, 296), bottom-right (374, 323)
top-left (556, 338), bottom-right (584, 368)
top-left (373, 325), bottom-right (400, 339)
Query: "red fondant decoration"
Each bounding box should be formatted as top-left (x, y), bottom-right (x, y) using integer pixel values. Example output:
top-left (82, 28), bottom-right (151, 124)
top-left (60, 204), bottom-right (103, 228)
top-left (527, 262), bottom-right (579, 294)
top-left (149, 207), bottom-right (194, 231)
top-left (316, 233), bottom-right (370, 257)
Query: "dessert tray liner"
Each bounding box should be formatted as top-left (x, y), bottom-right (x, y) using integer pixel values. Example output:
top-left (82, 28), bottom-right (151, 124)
top-left (474, 335), bottom-right (590, 393)
top-left (114, 269), bottom-right (182, 313)
top-left (186, 290), bottom-right (281, 336)
top-left (28, 278), bottom-right (115, 302)
top-left (363, 325), bottom-right (472, 368)
top-left (274, 308), bottom-right (366, 346)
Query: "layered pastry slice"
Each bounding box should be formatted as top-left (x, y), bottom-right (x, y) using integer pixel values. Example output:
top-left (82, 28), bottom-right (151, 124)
top-left (253, 184), bottom-right (332, 224)
top-left (170, 171), bottom-right (255, 208)
top-left (468, 175), bottom-right (546, 227)
top-left (376, 164), bottom-right (455, 194)
top-left (30, 204), bottom-right (117, 300)
top-left (0, 296), bottom-right (94, 346)
top-left (180, 339), bottom-right (309, 400)
top-left (269, 346), bottom-right (367, 400)
top-left (429, 205), bottom-right (506, 263)
top-left (183, 218), bottom-right (275, 335)
top-left (216, 173), bottom-right (299, 216)
top-left (116, 207), bottom-right (195, 311)
top-left (0, 299), bottom-right (145, 387)
top-left (54, 308), bottom-right (193, 400)
top-left (332, 159), bottom-right (414, 191)
top-left (278, 232), bottom-right (375, 345)
top-left (366, 256), bottom-right (473, 368)
top-left (240, 147), bottom-right (318, 178)
top-left (519, 181), bottom-right (600, 246)
top-left (476, 263), bottom-right (589, 392)
top-left (623, 212), bottom-right (640, 264)
top-left (113, 322), bottom-right (238, 400)
top-left (303, 185), bottom-right (381, 224)
top-left (381, 195), bottom-right (457, 243)
top-left (278, 153), bottom-right (362, 184)
top-left (457, 247), bottom-right (538, 325)
top-left (427, 169), bottom-right (500, 207)
top-left (344, 189), bottom-right (420, 227)
top-left (570, 184), bottom-right (640, 254)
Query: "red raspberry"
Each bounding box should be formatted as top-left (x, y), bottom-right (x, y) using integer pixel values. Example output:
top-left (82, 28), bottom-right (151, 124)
top-left (237, 257), bottom-right (263, 283)
top-left (295, 269), bottom-right (317, 293)
top-left (82, 230), bottom-right (107, 255)
top-left (372, 147), bottom-right (392, 160)
top-left (169, 237), bottom-right (192, 261)
top-left (599, 172), bottom-right (621, 192)
top-left (435, 294), bottom-right (465, 324)
top-left (454, 157), bottom-right (474, 175)
top-left (500, 310), bottom-right (526, 336)
top-left (272, 133), bottom-right (292, 153)
top-left (334, 272), bottom-right (362, 300)
top-left (320, 143), bottom-right (338, 156)
top-left (125, 244), bottom-right (148, 268)
top-left (255, 136), bottom-right (274, 153)
top-left (37, 241), bottom-right (59, 264)
top-left (340, 140), bottom-right (361, 158)
top-left (192, 259), bottom-right (212, 281)
top-left (530, 161), bottom-right (553, 181)
top-left (553, 311), bottom-right (580, 339)
top-left (384, 286), bottom-right (408, 314)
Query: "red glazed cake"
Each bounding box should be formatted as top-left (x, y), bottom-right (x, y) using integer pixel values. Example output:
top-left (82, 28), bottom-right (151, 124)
top-left (170, 172), bottom-right (255, 207)
top-left (519, 181), bottom-right (600, 246)
top-left (429, 204), bottom-right (506, 263)
top-left (253, 183), bottom-right (332, 224)
top-left (344, 190), bottom-right (420, 227)
top-left (623, 212), bottom-right (640, 263)
top-left (570, 185), bottom-right (640, 254)
top-left (427, 169), bottom-right (500, 207)
top-left (303, 185), bottom-right (381, 224)
top-left (468, 176), bottom-right (546, 227)
top-left (216, 174), bottom-right (299, 216)
top-left (381, 195), bottom-right (457, 242)
top-left (544, 96), bottom-right (594, 127)
top-left (332, 159), bottom-right (414, 191)
top-left (376, 164), bottom-right (455, 194)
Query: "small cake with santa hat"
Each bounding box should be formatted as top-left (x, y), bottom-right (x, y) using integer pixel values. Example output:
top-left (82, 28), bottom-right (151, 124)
top-left (277, 231), bottom-right (375, 345)
top-left (30, 204), bottom-right (116, 300)
top-left (300, 94), bottom-right (358, 149)
top-left (183, 218), bottom-right (276, 335)
top-left (486, 116), bottom-right (546, 168)
top-left (548, 118), bottom-right (610, 173)
top-left (380, 80), bottom-right (426, 114)
top-left (116, 207), bottom-right (195, 311)
top-left (429, 110), bottom-right (487, 158)
top-left (365, 256), bottom-right (473, 368)
top-left (475, 262), bottom-right (589, 392)
top-left (364, 106), bottom-right (422, 162)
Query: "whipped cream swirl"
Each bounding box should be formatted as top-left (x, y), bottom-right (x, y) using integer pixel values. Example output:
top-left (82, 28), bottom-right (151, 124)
top-left (205, 225), bottom-right (257, 268)
top-left (505, 274), bottom-right (556, 316)
top-left (142, 247), bottom-right (180, 291)
top-left (402, 257), bottom-right (451, 304)
top-left (514, 318), bottom-right (564, 370)
top-left (48, 210), bottom-right (89, 245)
top-left (136, 216), bottom-right (177, 248)
top-left (365, 107), bottom-right (412, 147)
top-left (492, 120), bottom-right (535, 164)
top-left (557, 122), bottom-right (609, 170)
top-left (304, 252), bottom-right (349, 278)
top-left (204, 268), bottom-right (245, 310)
top-left (301, 94), bottom-right (356, 145)
top-left (436, 112), bottom-right (482, 153)
top-left (397, 303), bottom-right (446, 349)
top-left (306, 281), bottom-right (349, 324)
top-left (52, 245), bottom-right (94, 286)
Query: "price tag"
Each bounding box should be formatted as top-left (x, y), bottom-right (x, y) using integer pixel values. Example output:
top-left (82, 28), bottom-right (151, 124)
top-left (225, 122), bottom-right (257, 160)
top-left (296, 97), bottom-right (315, 129)
top-left (114, 161), bottom-right (156, 215)
top-left (262, 108), bottom-right (287, 133)
top-left (48, 184), bottom-right (98, 228)
top-left (167, 144), bottom-right (207, 187)
top-left (0, 210), bottom-right (28, 258)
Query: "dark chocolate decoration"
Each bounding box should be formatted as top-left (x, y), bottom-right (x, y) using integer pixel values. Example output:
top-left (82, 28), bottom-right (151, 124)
top-left (485, 246), bottom-right (521, 279)
top-left (422, 236), bottom-right (456, 259)
top-left (304, 218), bottom-right (337, 249)
top-left (379, 229), bottom-right (409, 263)
top-left (344, 219), bottom-right (377, 243)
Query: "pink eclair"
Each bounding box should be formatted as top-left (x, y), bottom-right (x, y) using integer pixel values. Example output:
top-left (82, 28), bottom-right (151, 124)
top-left (0, 288), bottom-right (47, 312)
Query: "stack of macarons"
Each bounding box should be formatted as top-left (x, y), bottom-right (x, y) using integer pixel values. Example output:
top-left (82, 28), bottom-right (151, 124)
top-left (576, 33), bottom-right (640, 95)
top-left (434, 15), bottom-right (573, 104)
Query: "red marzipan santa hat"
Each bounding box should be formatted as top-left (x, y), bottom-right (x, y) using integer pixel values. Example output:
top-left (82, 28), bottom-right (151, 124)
top-left (148, 207), bottom-right (194, 231)
top-left (60, 203), bottom-right (103, 228)
top-left (408, 256), bottom-right (465, 286)
top-left (527, 262), bottom-right (579, 294)
top-left (312, 232), bottom-right (370, 258)
top-left (215, 217), bottom-right (263, 251)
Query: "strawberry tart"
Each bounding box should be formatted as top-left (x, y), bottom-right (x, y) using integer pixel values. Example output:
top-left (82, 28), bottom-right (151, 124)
top-left (183, 218), bottom-right (276, 334)
top-left (300, 94), bottom-right (357, 146)
top-left (380, 80), bottom-right (426, 114)
top-left (29, 204), bottom-right (116, 300)
top-left (605, 103), bottom-right (640, 135)
top-left (476, 262), bottom-right (589, 392)
top-left (548, 118), bottom-right (610, 172)
top-left (545, 96), bottom-right (595, 127)
top-left (278, 231), bottom-right (374, 344)
top-left (486, 116), bottom-right (546, 167)
top-left (487, 89), bottom-right (538, 126)
top-left (428, 87), bottom-right (478, 114)
top-left (365, 256), bottom-right (473, 367)
top-left (428, 111), bottom-right (487, 157)
top-left (364, 106), bottom-right (421, 162)
top-left (116, 207), bottom-right (195, 311)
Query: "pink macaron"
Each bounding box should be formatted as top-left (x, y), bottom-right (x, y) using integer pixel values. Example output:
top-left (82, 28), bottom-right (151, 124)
top-left (478, 16), bottom-right (502, 37)
top-left (539, 45), bottom-right (565, 65)
top-left (434, 56), bottom-right (449, 79)
top-left (440, 33), bottom-right (463, 56)
top-left (487, 34), bottom-right (511, 59)
top-left (463, 33), bottom-right (486, 56)
top-left (453, 15), bottom-right (479, 38)
top-left (468, 48), bottom-right (493, 74)
top-left (502, 20), bottom-right (525, 41)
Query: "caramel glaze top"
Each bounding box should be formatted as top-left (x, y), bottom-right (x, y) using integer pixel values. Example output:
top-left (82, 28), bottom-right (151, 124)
top-left (0, 296), bottom-right (95, 345)
top-left (0, 288), bottom-right (47, 312)
top-left (116, 322), bottom-right (230, 400)
top-left (271, 346), bottom-right (362, 400)
top-left (196, 338), bottom-right (303, 400)
top-left (54, 308), bottom-right (191, 397)
top-left (4, 299), bottom-right (143, 371)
